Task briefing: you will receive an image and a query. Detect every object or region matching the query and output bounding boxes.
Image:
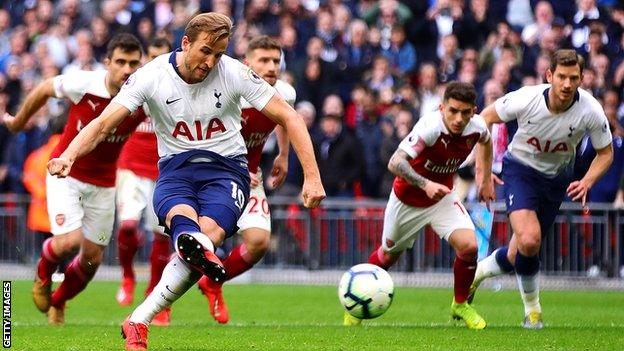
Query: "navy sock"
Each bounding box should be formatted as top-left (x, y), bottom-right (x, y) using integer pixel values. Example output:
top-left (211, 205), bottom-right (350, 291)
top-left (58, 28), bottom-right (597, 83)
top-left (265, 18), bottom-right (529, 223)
top-left (170, 215), bottom-right (201, 244)
top-left (495, 246), bottom-right (515, 273)
top-left (515, 252), bottom-right (540, 276)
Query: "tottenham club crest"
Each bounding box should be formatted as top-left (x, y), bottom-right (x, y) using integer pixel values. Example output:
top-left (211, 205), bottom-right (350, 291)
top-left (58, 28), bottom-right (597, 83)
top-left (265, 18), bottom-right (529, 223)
top-left (214, 89), bottom-right (222, 108)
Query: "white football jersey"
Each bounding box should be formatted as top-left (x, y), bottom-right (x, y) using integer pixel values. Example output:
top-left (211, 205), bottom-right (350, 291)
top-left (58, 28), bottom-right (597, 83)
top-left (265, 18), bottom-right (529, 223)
top-left (240, 79), bottom-right (296, 108)
top-left (495, 84), bottom-right (612, 176)
top-left (112, 52), bottom-right (277, 158)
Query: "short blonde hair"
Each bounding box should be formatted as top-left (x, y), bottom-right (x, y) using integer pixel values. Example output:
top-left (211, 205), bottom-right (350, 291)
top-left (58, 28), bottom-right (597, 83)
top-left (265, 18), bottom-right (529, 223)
top-left (184, 12), bottom-right (233, 44)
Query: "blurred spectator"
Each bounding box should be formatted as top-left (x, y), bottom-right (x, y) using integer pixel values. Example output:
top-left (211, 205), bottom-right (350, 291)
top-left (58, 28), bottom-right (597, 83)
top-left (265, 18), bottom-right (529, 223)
top-left (354, 90), bottom-right (383, 198)
top-left (521, 1), bottom-right (554, 46)
top-left (438, 34), bottom-right (460, 83)
top-left (417, 63), bottom-right (442, 116)
top-left (366, 55), bottom-right (395, 93)
top-left (62, 44), bottom-right (105, 74)
top-left (379, 107), bottom-right (414, 197)
top-left (454, 0), bottom-right (494, 50)
top-left (54, 0), bottom-right (89, 32)
top-left (336, 19), bottom-right (374, 101)
top-left (0, 9), bottom-right (11, 57)
top-left (313, 114), bottom-right (363, 197)
top-left (571, 0), bottom-right (610, 50)
top-left (381, 25), bottom-right (417, 77)
top-left (4, 105), bottom-right (50, 193)
top-left (506, 0), bottom-right (533, 28)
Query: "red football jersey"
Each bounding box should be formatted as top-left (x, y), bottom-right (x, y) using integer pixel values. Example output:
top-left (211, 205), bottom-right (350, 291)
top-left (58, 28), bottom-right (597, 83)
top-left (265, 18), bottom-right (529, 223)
top-left (50, 70), bottom-right (146, 187)
top-left (392, 111), bottom-right (490, 207)
top-left (239, 79), bottom-right (296, 173)
top-left (117, 116), bottom-right (159, 180)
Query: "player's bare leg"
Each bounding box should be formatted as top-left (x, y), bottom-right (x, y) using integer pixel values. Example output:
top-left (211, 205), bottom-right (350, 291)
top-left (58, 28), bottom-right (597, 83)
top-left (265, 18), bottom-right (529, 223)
top-left (509, 210), bottom-right (543, 329)
top-left (448, 229), bottom-right (486, 329)
top-left (49, 238), bottom-right (105, 325)
top-left (198, 227), bottom-right (269, 323)
top-left (117, 220), bottom-right (140, 306)
top-left (33, 230), bottom-right (80, 314)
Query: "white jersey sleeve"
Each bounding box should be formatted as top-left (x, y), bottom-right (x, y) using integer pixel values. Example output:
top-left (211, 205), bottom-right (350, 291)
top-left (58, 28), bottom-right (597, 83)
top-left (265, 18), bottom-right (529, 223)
top-left (274, 79), bottom-right (297, 107)
top-left (229, 58), bottom-right (276, 111)
top-left (494, 87), bottom-right (531, 123)
top-left (52, 70), bottom-right (109, 104)
top-left (584, 95), bottom-right (613, 150)
top-left (113, 66), bottom-right (157, 113)
top-left (472, 114), bottom-right (491, 144)
top-left (398, 112), bottom-right (440, 158)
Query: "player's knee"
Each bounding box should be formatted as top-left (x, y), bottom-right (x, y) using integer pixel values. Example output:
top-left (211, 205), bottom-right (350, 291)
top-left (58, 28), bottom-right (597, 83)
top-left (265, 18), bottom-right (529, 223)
top-left (79, 250), bottom-right (103, 274)
top-left (199, 227), bottom-right (225, 247)
top-left (119, 219), bottom-right (139, 232)
top-left (456, 243), bottom-right (478, 262)
top-left (517, 234), bottom-right (541, 254)
top-left (245, 232), bottom-right (270, 258)
top-left (54, 235), bottom-right (81, 257)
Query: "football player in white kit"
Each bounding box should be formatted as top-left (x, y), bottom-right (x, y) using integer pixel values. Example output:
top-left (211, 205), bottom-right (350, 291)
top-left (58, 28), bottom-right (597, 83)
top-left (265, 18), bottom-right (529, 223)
top-left (196, 36), bottom-right (295, 324)
top-left (351, 82), bottom-right (496, 329)
top-left (471, 50), bottom-right (613, 329)
top-left (46, 13), bottom-right (325, 351)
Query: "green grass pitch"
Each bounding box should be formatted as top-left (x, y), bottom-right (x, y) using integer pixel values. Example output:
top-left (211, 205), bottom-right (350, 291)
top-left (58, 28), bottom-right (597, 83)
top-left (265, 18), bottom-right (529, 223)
top-left (7, 280), bottom-right (624, 350)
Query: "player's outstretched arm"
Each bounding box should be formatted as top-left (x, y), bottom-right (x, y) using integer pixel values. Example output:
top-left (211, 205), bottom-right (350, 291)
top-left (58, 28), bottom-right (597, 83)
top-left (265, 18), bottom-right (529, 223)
top-left (475, 137), bottom-right (497, 208)
top-left (388, 149), bottom-right (450, 201)
top-left (476, 103), bottom-right (505, 188)
top-left (261, 94), bottom-right (325, 208)
top-left (2, 78), bottom-right (55, 133)
top-left (47, 103), bottom-right (131, 177)
top-left (269, 125), bottom-right (289, 189)
top-left (567, 143), bottom-right (613, 207)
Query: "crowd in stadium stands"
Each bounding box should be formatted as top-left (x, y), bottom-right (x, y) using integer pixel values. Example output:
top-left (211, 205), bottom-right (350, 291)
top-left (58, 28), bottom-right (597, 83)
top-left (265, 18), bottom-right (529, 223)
top-left (2, 0), bottom-right (624, 205)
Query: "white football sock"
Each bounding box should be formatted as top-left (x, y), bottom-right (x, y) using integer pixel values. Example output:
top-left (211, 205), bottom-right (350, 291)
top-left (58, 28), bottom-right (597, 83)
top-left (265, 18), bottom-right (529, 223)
top-left (175, 231), bottom-right (215, 257)
top-left (129, 256), bottom-right (201, 325)
top-left (474, 248), bottom-right (507, 286)
top-left (516, 272), bottom-right (541, 315)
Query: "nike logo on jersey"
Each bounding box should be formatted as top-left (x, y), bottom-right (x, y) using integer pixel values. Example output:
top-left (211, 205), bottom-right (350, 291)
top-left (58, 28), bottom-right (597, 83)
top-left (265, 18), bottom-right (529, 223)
top-left (166, 97), bottom-right (181, 105)
top-left (568, 126), bottom-right (576, 137)
top-left (509, 194), bottom-right (514, 206)
top-left (86, 99), bottom-right (100, 111)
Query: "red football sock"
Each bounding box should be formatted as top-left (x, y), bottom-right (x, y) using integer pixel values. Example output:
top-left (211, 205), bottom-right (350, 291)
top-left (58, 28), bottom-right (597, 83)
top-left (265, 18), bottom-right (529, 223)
top-left (145, 233), bottom-right (171, 295)
top-left (453, 255), bottom-right (477, 303)
top-left (50, 256), bottom-right (96, 307)
top-left (38, 238), bottom-right (61, 284)
top-left (117, 220), bottom-right (139, 280)
top-left (223, 244), bottom-right (255, 281)
top-left (368, 246), bottom-right (396, 270)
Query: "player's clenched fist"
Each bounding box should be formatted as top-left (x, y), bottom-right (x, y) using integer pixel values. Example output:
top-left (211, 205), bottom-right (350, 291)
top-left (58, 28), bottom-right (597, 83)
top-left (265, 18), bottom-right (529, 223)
top-left (47, 157), bottom-right (73, 177)
top-left (301, 178), bottom-right (326, 208)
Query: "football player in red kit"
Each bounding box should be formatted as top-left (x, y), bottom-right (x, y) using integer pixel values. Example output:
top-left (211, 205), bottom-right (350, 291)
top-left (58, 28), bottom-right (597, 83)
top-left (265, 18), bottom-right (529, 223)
top-left (2, 33), bottom-right (145, 325)
top-left (348, 82), bottom-right (496, 329)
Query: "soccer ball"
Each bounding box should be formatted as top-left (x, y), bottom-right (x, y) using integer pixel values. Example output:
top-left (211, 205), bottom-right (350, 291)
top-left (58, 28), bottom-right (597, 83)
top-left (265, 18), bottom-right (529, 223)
top-left (338, 263), bottom-right (394, 319)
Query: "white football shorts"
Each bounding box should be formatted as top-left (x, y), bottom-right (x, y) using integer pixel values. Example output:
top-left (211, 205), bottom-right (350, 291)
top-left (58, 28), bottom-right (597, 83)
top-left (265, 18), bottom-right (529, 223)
top-left (381, 189), bottom-right (475, 253)
top-left (236, 171), bottom-right (271, 233)
top-left (46, 173), bottom-right (116, 246)
top-left (116, 169), bottom-right (162, 233)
